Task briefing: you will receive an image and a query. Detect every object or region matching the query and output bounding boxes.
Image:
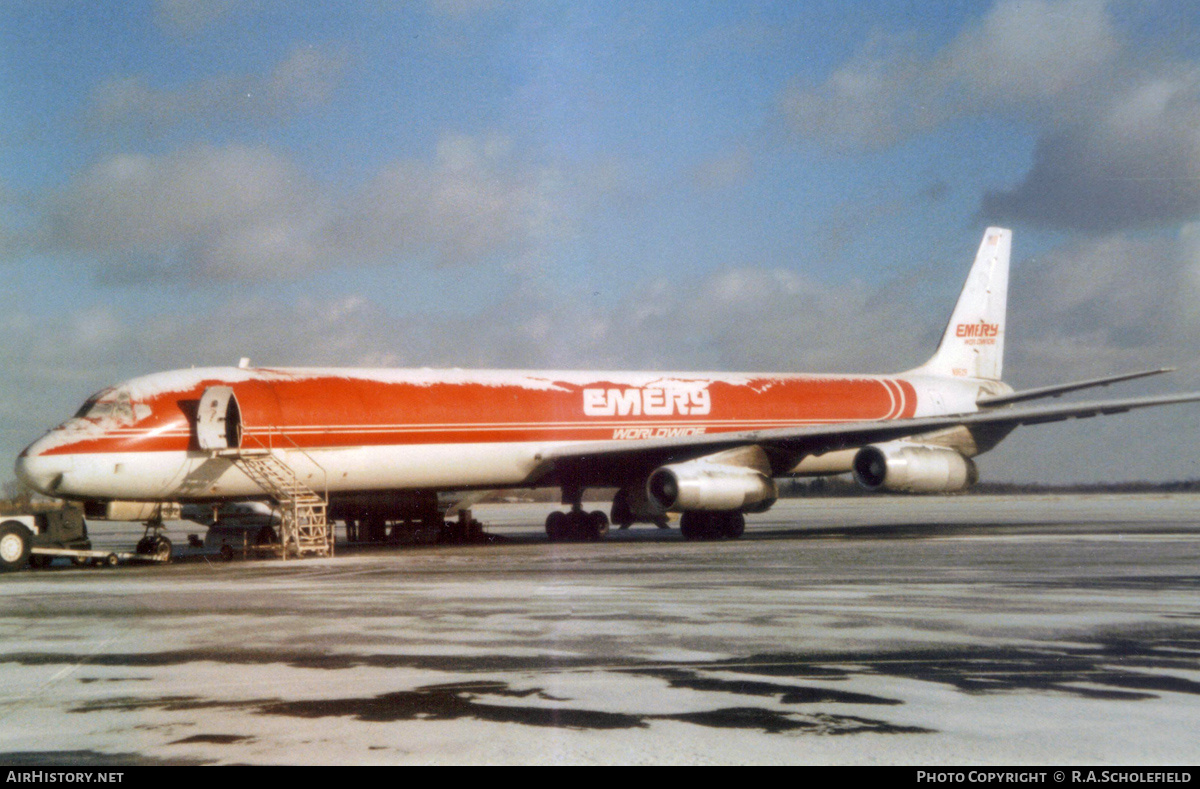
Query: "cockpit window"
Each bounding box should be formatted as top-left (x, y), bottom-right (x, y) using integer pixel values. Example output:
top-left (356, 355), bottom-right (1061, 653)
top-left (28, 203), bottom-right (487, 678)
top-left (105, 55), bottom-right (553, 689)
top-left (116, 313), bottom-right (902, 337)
top-left (74, 390), bottom-right (112, 419)
top-left (73, 400), bottom-right (95, 419)
top-left (73, 388), bottom-right (139, 425)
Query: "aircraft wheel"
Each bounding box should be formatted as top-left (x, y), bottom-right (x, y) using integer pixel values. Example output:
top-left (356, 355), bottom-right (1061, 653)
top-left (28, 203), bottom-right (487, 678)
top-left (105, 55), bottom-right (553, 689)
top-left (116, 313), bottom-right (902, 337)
top-left (545, 510), bottom-right (567, 542)
top-left (152, 536), bottom-right (172, 562)
top-left (566, 510), bottom-right (587, 541)
top-left (679, 512), bottom-right (705, 541)
top-left (0, 522), bottom-right (32, 571)
top-left (103, 553), bottom-right (120, 567)
top-left (587, 510), bottom-right (609, 541)
top-left (680, 512), bottom-right (740, 541)
top-left (219, 544), bottom-right (235, 562)
top-left (721, 513), bottom-right (745, 540)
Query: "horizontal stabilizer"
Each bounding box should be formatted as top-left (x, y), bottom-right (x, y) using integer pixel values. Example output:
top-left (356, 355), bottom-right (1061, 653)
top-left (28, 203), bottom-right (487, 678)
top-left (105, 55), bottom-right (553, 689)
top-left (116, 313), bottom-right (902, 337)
top-left (977, 368), bottom-right (1175, 408)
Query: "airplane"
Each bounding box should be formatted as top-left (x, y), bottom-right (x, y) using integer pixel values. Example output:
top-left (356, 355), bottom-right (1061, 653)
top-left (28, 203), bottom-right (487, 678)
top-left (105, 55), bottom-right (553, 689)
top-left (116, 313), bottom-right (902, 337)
top-left (11, 227), bottom-right (1200, 559)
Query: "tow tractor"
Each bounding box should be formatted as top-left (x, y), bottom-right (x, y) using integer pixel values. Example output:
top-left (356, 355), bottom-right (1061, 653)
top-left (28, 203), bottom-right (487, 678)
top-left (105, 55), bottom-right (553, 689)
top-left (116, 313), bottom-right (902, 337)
top-left (0, 505), bottom-right (171, 571)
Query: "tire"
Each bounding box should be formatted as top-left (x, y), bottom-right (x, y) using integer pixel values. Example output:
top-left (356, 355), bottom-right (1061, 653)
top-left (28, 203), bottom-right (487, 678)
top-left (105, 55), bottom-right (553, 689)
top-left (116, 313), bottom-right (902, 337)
top-left (588, 510), bottom-right (610, 541)
top-left (721, 513), bottom-right (746, 540)
top-left (0, 522), bottom-right (32, 571)
top-left (681, 512), bottom-right (736, 541)
top-left (679, 512), bottom-right (704, 541)
top-left (103, 553), bottom-right (120, 567)
top-left (545, 510), bottom-right (567, 542)
top-left (152, 536), bottom-right (172, 562)
top-left (219, 544), bottom-right (235, 562)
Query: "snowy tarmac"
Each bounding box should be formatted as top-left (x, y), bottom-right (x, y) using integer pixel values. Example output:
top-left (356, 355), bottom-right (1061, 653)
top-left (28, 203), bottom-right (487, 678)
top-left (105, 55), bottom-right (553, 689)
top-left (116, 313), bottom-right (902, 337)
top-left (0, 494), bottom-right (1197, 765)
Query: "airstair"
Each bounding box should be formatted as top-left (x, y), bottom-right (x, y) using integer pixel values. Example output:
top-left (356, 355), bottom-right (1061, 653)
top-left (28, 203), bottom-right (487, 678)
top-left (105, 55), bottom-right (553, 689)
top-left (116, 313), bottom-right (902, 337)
top-left (221, 448), bottom-right (332, 559)
top-left (196, 384), bottom-right (332, 559)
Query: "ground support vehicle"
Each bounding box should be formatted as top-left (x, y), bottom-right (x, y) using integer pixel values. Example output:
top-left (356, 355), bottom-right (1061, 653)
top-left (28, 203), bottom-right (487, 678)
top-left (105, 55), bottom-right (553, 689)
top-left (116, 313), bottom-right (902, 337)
top-left (0, 506), bottom-right (171, 570)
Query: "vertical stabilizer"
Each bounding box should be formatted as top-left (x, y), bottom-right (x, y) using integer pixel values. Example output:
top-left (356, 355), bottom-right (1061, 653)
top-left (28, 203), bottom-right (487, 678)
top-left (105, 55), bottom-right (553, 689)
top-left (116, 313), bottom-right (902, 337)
top-left (915, 227), bottom-right (1011, 381)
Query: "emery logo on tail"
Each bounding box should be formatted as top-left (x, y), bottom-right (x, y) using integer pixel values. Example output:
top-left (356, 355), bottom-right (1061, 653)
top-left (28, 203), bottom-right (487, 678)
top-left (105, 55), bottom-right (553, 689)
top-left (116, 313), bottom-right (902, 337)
top-left (955, 322), bottom-right (999, 337)
top-left (956, 321), bottom-right (1000, 345)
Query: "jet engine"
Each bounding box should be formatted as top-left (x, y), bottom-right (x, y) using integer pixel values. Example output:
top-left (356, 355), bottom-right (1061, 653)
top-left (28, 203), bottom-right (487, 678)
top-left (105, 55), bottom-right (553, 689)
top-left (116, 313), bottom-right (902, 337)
top-left (852, 442), bottom-right (978, 493)
top-left (647, 459), bottom-right (776, 512)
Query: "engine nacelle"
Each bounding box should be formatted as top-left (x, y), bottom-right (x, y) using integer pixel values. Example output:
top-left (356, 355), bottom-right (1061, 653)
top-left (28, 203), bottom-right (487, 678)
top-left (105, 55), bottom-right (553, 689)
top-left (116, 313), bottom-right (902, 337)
top-left (647, 460), bottom-right (777, 512)
top-left (852, 442), bottom-right (978, 493)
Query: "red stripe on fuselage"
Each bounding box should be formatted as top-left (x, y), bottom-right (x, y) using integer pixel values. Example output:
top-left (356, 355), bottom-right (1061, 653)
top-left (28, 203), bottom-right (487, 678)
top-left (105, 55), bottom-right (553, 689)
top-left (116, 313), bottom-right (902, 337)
top-left (37, 372), bottom-right (921, 455)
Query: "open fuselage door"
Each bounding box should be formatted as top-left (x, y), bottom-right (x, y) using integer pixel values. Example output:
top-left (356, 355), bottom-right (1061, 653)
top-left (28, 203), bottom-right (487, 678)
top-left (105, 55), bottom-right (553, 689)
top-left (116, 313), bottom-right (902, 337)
top-left (196, 386), bottom-right (243, 452)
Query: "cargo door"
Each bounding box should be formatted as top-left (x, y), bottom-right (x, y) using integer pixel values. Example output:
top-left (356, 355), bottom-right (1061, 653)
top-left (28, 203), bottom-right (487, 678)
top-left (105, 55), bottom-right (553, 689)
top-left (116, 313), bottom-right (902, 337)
top-left (196, 386), bottom-right (243, 451)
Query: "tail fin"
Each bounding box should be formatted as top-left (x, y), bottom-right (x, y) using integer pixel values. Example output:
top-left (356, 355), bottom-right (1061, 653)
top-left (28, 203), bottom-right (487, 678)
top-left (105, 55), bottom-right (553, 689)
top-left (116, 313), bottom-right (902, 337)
top-left (915, 227), bottom-right (1011, 381)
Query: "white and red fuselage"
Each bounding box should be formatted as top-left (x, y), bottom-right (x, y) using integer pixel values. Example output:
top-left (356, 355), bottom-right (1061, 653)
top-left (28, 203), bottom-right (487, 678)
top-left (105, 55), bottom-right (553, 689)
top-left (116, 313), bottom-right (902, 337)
top-left (15, 365), bottom-right (990, 505)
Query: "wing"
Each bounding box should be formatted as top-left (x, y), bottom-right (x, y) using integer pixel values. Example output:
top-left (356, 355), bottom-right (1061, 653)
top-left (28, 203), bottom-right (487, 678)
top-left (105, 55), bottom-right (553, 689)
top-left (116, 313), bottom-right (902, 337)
top-left (976, 368), bottom-right (1175, 407)
top-left (527, 391), bottom-right (1200, 486)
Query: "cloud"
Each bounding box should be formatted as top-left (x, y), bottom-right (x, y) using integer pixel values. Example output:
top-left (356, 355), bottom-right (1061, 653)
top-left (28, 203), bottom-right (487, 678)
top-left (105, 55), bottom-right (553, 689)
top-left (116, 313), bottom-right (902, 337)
top-left (40, 145), bottom-right (324, 280)
top-left (332, 134), bottom-right (570, 267)
top-left (153, 0), bottom-right (238, 35)
top-left (413, 265), bottom-right (936, 374)
top-left (779, 0), bottom-right (1121, 150)
top-left (983, 72), bottom-right (1200, 230)
top-left (779, 33), bottom-right (942, 150)
top-left (780, 0), bottom-right (1200, 233)
top-left (941, 0), bottom-right (1119, 108)
top-left (33, 135), bottom-right (571, 280)
top-left (89, 45), bottom-right (348, 133)
top-left (1006, 229), bottom-right (1200, 383)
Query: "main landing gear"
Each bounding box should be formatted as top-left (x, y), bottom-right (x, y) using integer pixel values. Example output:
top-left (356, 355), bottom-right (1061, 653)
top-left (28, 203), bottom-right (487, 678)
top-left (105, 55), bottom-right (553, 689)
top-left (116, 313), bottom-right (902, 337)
top-left (545, 486), bottom-right (610, 542)
top-left (135, 519), bottom-right (173, 562)
top-left (679, 511), bottom-right (745, 541)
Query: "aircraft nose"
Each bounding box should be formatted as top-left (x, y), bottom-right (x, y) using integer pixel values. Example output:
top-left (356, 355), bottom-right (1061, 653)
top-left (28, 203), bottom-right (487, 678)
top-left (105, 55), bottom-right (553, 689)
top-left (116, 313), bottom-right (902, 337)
top-left (14, 440), bottom-right (73, 496)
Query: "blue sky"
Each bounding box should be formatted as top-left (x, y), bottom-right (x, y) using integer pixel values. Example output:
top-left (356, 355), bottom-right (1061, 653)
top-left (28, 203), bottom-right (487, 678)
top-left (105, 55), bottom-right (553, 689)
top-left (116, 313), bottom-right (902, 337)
top-left (3, 0), bottom-right (1200, 484)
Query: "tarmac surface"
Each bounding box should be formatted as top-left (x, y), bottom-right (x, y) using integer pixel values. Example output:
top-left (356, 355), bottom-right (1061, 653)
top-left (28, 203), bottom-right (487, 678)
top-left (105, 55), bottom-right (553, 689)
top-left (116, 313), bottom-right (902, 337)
top-left (0, 494), bottom-right (1198, 765)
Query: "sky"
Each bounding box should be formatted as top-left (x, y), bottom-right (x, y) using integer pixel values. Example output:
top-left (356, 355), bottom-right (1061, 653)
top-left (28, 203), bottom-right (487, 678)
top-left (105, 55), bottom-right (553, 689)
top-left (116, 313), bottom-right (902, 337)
top-left (2, 0), bottom-right (1200, 484)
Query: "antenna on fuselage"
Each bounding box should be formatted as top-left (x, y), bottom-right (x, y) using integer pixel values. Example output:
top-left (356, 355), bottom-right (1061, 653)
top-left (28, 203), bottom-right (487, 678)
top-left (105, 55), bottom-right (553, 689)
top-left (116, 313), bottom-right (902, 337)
top-left (238, 357), bottom-right (252, 369)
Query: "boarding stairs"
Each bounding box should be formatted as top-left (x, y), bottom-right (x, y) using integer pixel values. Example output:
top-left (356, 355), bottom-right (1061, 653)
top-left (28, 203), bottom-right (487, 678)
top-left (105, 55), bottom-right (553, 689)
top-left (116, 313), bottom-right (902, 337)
top-left (224, 449), bottom-right (332, 559)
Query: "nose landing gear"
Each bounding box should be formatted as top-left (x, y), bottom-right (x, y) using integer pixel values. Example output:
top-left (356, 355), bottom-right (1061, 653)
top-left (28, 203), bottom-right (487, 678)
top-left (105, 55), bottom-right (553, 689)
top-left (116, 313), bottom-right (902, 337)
top-left (135, 520), bottom-right (173, 562)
